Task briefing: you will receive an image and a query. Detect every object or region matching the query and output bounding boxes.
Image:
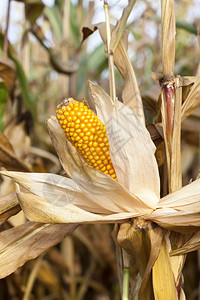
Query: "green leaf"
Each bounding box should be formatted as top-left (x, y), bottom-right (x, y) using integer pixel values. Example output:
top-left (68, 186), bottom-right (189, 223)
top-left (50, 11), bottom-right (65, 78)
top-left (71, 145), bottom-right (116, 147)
top-left (0, 80), bottom-right (8, 131)
top-left (69, 2), bottom-right (81, 47)
top-left (44, 6), bottom-right (62, 41)
top-left (11, 57), bottom-right (36, 119)
top-left (87, 44), bottom-right (106, 72)
top-left (0, 33), bottom-right (36, 119)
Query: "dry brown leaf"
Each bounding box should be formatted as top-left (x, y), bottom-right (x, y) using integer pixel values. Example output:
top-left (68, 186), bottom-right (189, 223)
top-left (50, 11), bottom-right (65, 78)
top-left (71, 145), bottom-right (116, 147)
top-left (171, 232), bottom-right (200, 256)
top-left (0, 221), bottom-right (77, 278)
top-left (138, 226), bottom-right (163, 296)
top-left (4, 121), bottom-right (31, 159)
top-left (0, 132), bottom-right (31, 172)
top-left (181, 77), bottom-right (200, 122)
top-left (0, 56), bottom-right (16, 88)
top-left (0, 192), bottom-right (20, 225)
top-left (117, 221), bottom-right (150, 277)
top-left (117, 221), bottom-right (163, 300)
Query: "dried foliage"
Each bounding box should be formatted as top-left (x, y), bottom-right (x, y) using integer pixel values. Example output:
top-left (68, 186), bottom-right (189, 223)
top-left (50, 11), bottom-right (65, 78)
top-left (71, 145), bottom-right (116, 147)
top-left (0, 0), bottom-right (200, 300)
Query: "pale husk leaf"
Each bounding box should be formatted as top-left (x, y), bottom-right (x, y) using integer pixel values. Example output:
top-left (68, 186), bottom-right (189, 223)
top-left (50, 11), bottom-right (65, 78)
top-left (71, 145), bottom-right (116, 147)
top-left (147, 208), bottom-right (200, 232)
top-left (17, 191), bottom-right (143, 224)
top-left (0, 221), bottom-right (77, 278)
top-left (0, 171), bottom-right (117, 214)
top-left (89, 81), bottom-right (113, 124)
top-left (181, 77), bottom-right (200, 122)
top-left (159, 178), bottom-right (200, 210)
top-left (47, 116), bottom-right (151, 214)
top-left (106, 100), bottom-right (160, 208)
top-left (46, 115), bottom-right (71, 177)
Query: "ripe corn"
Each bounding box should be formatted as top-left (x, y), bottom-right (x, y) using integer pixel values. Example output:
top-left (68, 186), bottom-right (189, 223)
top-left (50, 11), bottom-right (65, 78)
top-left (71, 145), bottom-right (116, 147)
top-left (56, 98), bottom-right (117, 180)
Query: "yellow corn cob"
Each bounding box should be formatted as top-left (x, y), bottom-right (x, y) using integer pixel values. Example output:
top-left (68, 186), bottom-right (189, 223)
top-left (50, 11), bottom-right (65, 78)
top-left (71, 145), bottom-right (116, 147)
top-left (56, 98), bottom-right (117, 180)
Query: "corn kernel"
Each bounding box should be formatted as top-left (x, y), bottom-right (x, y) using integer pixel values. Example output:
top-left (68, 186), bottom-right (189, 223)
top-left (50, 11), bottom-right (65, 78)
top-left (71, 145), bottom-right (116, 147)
top-left (56, 98), bottom-right (117, 180)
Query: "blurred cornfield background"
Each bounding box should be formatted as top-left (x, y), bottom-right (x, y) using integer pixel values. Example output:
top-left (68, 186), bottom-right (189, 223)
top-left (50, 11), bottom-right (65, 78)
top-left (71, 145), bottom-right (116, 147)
top-left (0, 0), bottom-right (200, 299)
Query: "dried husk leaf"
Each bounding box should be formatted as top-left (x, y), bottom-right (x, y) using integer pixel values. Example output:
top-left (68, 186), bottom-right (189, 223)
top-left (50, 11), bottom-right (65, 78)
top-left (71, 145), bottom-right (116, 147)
top-left (147, 209), bottom-right (200, 233)
top-left (0, 132), bottom-right (31, 172)
top-left (181, 77), bottom-right (200, 122)
top-left (46, 115), bottom-right (71, 177)
top-left (117, 221), bottom-right (163, 300)
top-left (152, 236), bottom-right (177, 300)
top-left (117, 222), bottom-right (153, 300)
top-left (107, 100), bottom-right (160, 207)
top-left (0, 192), bottom-right (20, 225)
top-left (17, 191), bottom-right (142, 224)
top-left (170, 252), bottom-right (185, 289)
top-left (0, 171), bottom-right (116, 214)
top-left (0, 221), bottom-right (77, 278)
top-left (47, 116), bottom-right (152, 214)
top-left (117, 221), bottom-right (150, 277)
top-left (89, 81), bottom-right (113, 124)
top-left (161, 0), bottom-right (175, 78)
top-left (138, 226), bottom-right (163, 297)
top-left (148, 179), bottom-right (200, 232)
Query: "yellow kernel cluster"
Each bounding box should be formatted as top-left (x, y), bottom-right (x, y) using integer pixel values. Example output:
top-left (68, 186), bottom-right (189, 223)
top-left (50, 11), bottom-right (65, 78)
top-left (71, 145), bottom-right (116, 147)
top-left (56, 98), bottom-right (117, 180)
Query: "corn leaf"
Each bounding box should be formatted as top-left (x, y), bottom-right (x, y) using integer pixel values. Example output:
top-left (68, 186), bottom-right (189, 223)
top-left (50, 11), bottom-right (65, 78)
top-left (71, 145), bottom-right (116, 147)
top-left (0, 80), bottom-right (8, 131)
top-left (47, 116), bottom-right (152, 215)
top-left (44, 6), bottom-right (62, 41)
top-left (107, 100), bottom-right (160, 207)
top-left (0, 56), bottom-right (16, 88)
top-left (0, 221), bottom-right (77, 278)
top-left (152, 236), bottom-right (177, 300)
top-left (181, 77), bottom-right (200, 122)
top-left (0, 193), bottom-right (20, 225)
top-left (171, 232), bottom-right (200, 255)
top-left (0, 132), bottom-right (31, 172)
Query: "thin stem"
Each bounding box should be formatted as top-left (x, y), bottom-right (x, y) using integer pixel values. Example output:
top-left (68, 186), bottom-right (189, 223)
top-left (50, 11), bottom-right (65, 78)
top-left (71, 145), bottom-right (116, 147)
top-left (122, 268), bottom-right (130, 300)
top-left (3, 0), bottom-right (11, 57)
top-left (103, 0), bottom-right (116, 102)
top-left (23, 254), bottom-right (44, 300)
